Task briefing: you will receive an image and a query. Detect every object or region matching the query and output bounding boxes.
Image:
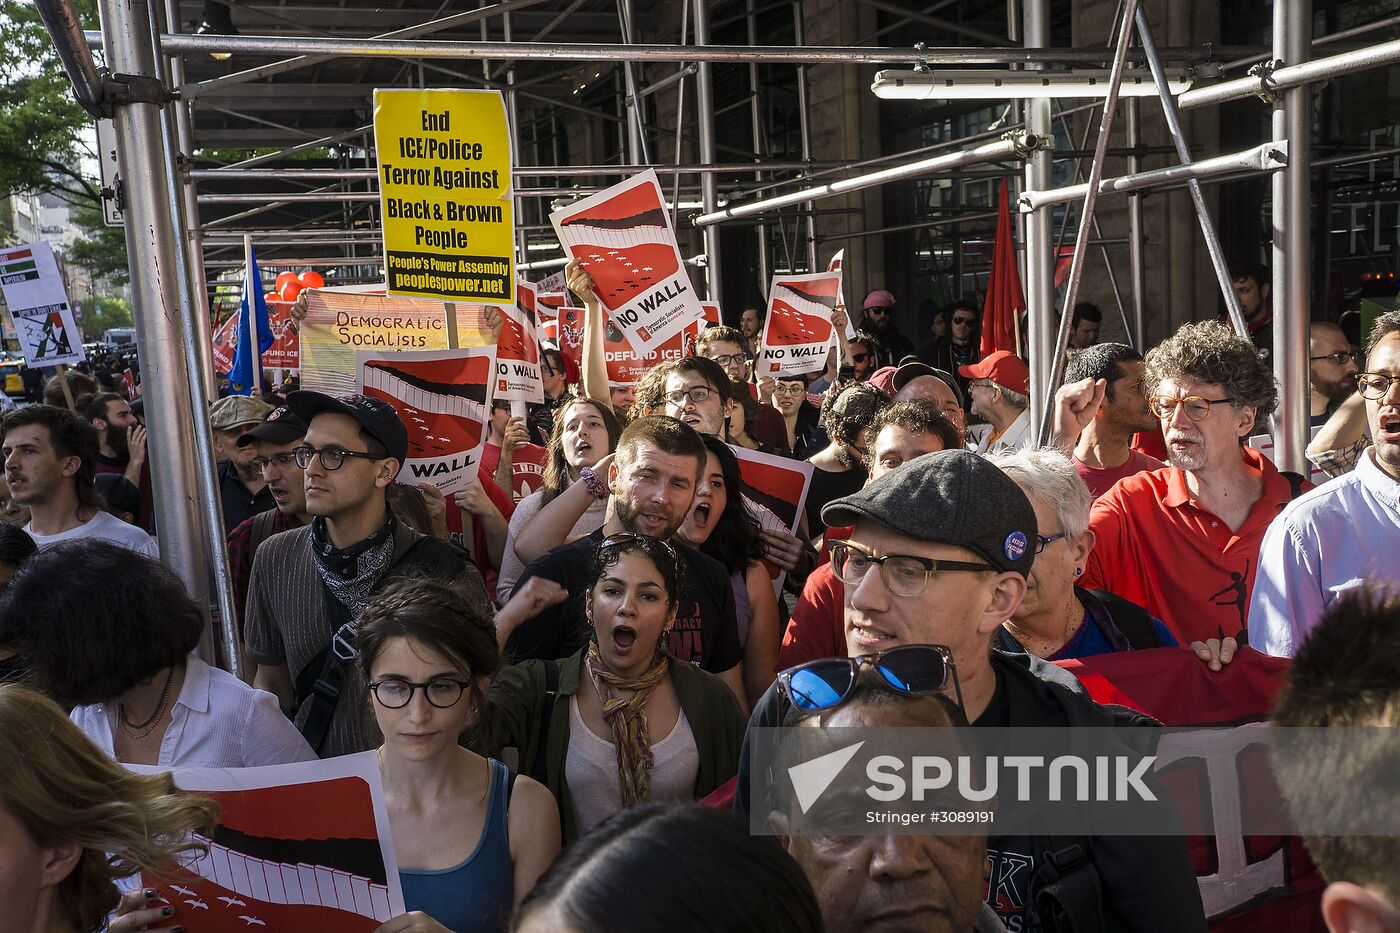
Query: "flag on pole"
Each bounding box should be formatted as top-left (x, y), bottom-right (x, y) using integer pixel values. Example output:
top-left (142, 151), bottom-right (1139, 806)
top-left (980, 178), bottom-right (1026, 359)
top-left (228, 246), bottom-right (273, 395)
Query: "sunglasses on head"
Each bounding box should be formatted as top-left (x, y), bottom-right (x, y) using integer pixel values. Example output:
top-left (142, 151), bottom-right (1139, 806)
top-left (777, 645), bottom-right (963, 717)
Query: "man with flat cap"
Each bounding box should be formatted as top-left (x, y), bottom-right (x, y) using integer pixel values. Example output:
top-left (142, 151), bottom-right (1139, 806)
top-left (209, 394), bottom-right (275, 534)
top-left (244, 391), bottom-right (489, 758)
top-left (735, 449), bottom-right (1205, 933)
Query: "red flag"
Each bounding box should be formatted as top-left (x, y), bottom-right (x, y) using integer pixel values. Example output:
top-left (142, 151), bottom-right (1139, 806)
top-left (980, 178), bottom-right (1025, 358)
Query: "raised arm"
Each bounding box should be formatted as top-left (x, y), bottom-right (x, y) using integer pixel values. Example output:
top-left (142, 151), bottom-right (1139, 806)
top-left (567, 260), bottom-right (612, 410)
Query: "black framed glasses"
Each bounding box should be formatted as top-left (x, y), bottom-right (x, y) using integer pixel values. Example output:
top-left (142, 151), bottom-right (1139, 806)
top-left (1147, 395), bottom-right (1234, 422)
top-left (250, 452), bottom-right (299, 472)
top-left (829, 540), bottom-right (994, 598)
top-left (1356, 372), bottom-right (1399, 401)
top-left (1309, 350), bottom-right (1358, 365)
top-left (708, 353), bottom-right (746, 368)
top-left (778, 645), bottom-right (964, 717)
top-left (663, 385), bottom-right (714, 407)
top-left (773, 383), bottom-right (807, 396)
top-left (1035, 532), bottom-right (1066, 554)
top-left (293, 444), bottom-right (383, 471)
top-left (368, 677), bottom-right (470, 709)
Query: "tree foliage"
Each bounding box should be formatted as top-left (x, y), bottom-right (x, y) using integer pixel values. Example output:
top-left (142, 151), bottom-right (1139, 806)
top-left (79, 294), bottom-right (133, 341)
top-left (67, 202), bottom-right (130, 286)
top-left (0, 0), bottom-right (101, 205)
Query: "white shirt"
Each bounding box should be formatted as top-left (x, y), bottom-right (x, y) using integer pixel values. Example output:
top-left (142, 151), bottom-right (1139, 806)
top-left (971, 409), bottom-right (1033, 456)
top-left (71, 654), bottom-right (317, 768)
top-left (26, 509), bottom-right (157, 557)
top-left (1248, 448), bottom-right (1400, 657)
top-left (496, 490), bottom-right (607, 604)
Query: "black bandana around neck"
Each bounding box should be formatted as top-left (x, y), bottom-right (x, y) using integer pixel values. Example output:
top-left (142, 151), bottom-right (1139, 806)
top-left (310, 514), bottom-right (397, 618)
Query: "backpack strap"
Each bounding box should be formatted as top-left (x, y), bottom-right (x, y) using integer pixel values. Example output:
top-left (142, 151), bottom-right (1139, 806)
top-left (1281, 470), bottom-right (1306, 500)
top-left (530, 659), bottom-right (561, 783)
top-left (1030, 842), bottom-right (1104, 933)
top-left (248, 508), bottom-right (281, 564)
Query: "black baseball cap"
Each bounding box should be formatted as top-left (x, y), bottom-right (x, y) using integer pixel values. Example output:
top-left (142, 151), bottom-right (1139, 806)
top-left (892, 358), bottom-right (965, 411)
top-left (286, 390), bottom-right (409, 467)
top-left (237, 405), bottom-right (308, 448)
top-left (821, 449), bottom-right (1037, 577)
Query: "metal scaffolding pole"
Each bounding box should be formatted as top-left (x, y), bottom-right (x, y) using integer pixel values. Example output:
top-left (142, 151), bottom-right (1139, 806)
top-left (1134, 7), bottom-right (1249, 335)
top-left (793, 1), bottom-right (817, 273)
top-left (94, 0), bottom-right (240, 675)
top-left (1271, 0), bottom-right (1312, 474)
top-left (85, 29), bottom-right (1254, 65)
top-left (191, 162), bottom-right (829, 181)
top-left (1021, 142), bottom-right (1288, 210)
top-left (618, 0), bottom-right (651, 166)
top-left (693, 0), bottom-right (722, 301)
top-left (1126, 97), bottom-right (1146, 347)
top-left (693, 136), bottom-right (1033, 225)
top-left (1179, 36), bottom-right (1400, 110)
top-left (1035, 0), bottom-right (1139, 447)
top-left (159, 0), bottom-right (217, 399)
top-left (748, 0), bottom-right (770, 289)
top-left (1022, 0), bottom-right (1055, 442)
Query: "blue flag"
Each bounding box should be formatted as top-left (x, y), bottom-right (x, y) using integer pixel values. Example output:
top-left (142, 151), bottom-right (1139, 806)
top-left (227, 246), bottom-right (274, 395)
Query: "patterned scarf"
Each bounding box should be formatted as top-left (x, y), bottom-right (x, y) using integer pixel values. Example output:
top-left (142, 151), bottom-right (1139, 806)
top-left (585, 640), bottom-right (671, 808)
top-left (310, 515), bottom-right (396, 620)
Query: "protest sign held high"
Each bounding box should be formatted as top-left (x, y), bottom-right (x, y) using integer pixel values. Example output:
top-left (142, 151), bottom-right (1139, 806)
top-left (298, 288), bottom-right (492, 394)
top-left (0, 241), bottom-right (85, 368)
top-left (756, 272), bottom-right (842, 377)
top-left (356, 346), bottom-right (495, 494)
top-left (826, 249), bottom-right (856, 340)
top-left (732, 445), bottom-right (813, 598)
top-left (550, 169), bottom-right (703, 355)
top-left (141, 753), bottom-right (405, 930)
top-left (374, 89), bottom-right (514, 304)
top-left (599, 301), bottom-right (721, 386)
top-left (495, 280), bottom-right (544, 404)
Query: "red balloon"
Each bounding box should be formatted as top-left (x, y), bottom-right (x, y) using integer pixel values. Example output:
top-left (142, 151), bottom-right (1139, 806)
top-left (264, 291), bottom-right (278, 304)
top-left (299, 270), bottom-right (325, 289)
top-left (274, 271), bottom-right (299, 292)
top-left (279, 279), bottom-right (305, 302)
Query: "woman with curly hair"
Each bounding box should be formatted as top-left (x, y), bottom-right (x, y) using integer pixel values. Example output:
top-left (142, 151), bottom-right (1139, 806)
top-left (0, 683), bottom-right (216, 933)
top-left (803, 381), bottom-right (887, 539)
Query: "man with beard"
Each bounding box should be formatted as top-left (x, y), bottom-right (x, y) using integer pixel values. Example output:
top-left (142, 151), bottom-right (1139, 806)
top-left (1063, 344), bottom-right (1164, 498)
top-left (1229, 260), bottom-right (1274, 359)
top-left (84, 392), bottom-right (153, 530)
top-left (1308, 321), bottom-right (1360, 428)
top-left (740, 306), bottom-right (763, 359)
top-left (1249, 311), bottom-right (1400, 657)
top-left (860, 289), bottom-right (917, 369)
top-left (209, 395), bottom-right (275, 534)
top-left (498, 415), bottom-right (745, 705)
top-left (226, 405), bottom-right (309, 625)
top-left (1081, 321), bottom-right (1300, 647)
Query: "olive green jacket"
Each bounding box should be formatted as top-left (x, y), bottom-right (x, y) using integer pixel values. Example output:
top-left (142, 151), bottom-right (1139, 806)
top-left (475, 648), bottom-right (746, 843)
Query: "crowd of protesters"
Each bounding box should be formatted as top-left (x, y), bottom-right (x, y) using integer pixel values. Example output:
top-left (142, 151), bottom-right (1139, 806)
top-left (0, 253), bottom-right (1397, 933)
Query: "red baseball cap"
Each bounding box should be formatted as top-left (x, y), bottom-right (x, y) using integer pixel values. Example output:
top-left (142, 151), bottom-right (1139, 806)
top-left (958, 350), bottom-right (1030, 395)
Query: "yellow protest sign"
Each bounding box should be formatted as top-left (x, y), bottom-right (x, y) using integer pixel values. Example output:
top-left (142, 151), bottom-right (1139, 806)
top-left (373, 89), bottom-right (515, 304)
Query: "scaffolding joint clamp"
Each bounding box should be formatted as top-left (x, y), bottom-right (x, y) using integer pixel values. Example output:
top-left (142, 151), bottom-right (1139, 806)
top-left (913, 42), bottom-right (929, 73)
top-left (101, 70), bottom-right (177, 108)
top-left (1005, 130), bottom-right (1046, 158)
top-left (1246, 59), bottom-right (1283, 104)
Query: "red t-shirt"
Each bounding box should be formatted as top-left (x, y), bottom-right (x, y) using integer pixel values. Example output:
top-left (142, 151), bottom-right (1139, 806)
top-left (1080, 448), bottom-right (1301, 645)
top-left (778, 562), bottom-right (846, 672)
top-left (1072, 449), bottom-right (1166, 499)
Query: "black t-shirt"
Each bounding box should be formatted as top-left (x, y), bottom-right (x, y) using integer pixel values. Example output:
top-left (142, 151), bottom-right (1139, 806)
top-left (506, 529), bottom-right (743, 674)
top-left (804, 465), bottom-right (866, 537)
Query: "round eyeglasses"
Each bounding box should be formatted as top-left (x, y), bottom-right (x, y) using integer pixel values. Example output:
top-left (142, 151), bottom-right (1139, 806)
top-left (1356, 372), bottom-right (1398, 401)
top-left (368, 678), bottom-right (470, 709)
top-left (1146, 395), bottom-right (1233, 422)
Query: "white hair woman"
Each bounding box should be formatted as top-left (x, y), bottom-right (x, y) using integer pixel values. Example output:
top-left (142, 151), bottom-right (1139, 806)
top-left (986, 447), bottom-right (1178, 659)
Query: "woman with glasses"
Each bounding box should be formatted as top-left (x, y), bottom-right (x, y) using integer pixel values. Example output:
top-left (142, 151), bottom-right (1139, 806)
top-left (772, 374), bottom-right (826, 461)
top-left (480, 534), bottom-right (745, 843)
top-left (987, 448), bottom-right (1176, 659)
top-left (679, 437), bottom-right (781, 706)
top-left (497, 397), bottom-right (622, 603)
top-left (358, 575), bottom-right (561, 933)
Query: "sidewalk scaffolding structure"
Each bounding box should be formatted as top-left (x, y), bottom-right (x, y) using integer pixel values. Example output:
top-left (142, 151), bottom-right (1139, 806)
top-left (33, 0), bottom-right (1400, 673)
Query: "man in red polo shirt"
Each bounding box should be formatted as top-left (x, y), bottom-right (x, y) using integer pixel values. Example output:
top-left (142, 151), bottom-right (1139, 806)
top-left (1080, 321), bottom-right (1299, 646)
